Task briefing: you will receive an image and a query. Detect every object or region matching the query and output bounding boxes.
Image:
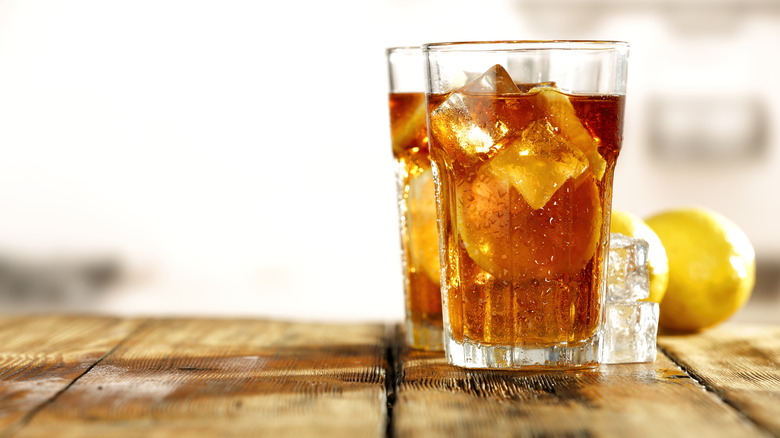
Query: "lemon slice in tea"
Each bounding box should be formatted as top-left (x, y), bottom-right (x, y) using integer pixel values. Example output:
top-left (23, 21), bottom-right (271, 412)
top-left (407, 168), bottom-right (441, 285)
top-left (456, 169), bottom-right (602, 279)
top-left (533, 87), bottom-right (606, 180)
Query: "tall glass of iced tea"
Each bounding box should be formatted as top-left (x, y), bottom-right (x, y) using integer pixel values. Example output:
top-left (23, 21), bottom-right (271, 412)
top-left (387, 46), bottom-right (443, 350)
top-left (424, 41), bottom-right (629, 368)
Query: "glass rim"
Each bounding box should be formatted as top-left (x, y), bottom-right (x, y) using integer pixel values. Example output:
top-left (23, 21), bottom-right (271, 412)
top-left (386, 46), bottom-right (421, 56)
top-left (422, 40), bottom-right (629, 53)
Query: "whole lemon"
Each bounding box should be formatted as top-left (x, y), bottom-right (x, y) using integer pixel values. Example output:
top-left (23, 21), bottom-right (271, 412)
top-left (610, 210), bottom-right (669, 303)
top-left (645, 208), bottom-right (755, 332)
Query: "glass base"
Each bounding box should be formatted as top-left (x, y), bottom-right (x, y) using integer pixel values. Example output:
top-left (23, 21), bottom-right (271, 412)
top-left (444, 332), bottom-right (601, 369)
top-left (405, 321), bottom-right (444, 351)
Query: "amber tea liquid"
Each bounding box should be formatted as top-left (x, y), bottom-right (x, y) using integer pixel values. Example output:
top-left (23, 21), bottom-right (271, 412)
top-left (389, 91), bottom-right (444, 350)
top-left (430, 90), bottom-right (623, 344)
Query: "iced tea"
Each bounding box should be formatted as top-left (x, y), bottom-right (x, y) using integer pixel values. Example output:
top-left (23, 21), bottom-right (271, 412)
top-left (387, 48), bottom-right (443, 350)
top-left (425, 41), bottom-right (628, 368)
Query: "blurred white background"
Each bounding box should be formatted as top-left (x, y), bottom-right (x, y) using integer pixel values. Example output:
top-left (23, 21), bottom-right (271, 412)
top-left (1, 0), bottom-right (779, 323)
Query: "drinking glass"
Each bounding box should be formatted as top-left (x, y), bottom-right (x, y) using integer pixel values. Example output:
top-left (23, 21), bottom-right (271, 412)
top-left (387, 46), bottom-right (443, 350)
top-left (424, 41), bottom-right (629, 368)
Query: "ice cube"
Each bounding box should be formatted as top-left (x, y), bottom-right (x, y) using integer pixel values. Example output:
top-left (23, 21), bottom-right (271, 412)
top-left (461, 64), bottom-right (522, 94)
top-left (607, 233), bottom-right (651, 302)
top-left (428, 65), bottom-right (527, 163)
top-left (601, 301), bottom-right (659, 364)
top-left (486, 120), bottom-right (591, 209)
top-left (429, 92), bottom-right (500, 156)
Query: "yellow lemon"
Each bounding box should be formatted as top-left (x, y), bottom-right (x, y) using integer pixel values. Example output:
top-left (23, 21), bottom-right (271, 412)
top-left (645, 208), bottom-right (755, 332)
top-left (610, 210), bottom-right (669, 303)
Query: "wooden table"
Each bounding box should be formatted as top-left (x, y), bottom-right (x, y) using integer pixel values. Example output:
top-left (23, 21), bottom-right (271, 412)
top-left (0, 316), bottom-right (778, 437)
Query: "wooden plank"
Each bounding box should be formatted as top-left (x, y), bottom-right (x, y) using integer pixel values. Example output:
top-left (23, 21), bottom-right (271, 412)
top-left (11, 318), bottom-right (390, 438)
top-left (658, 324), bottom-right (780, 437)
top-left (392, 329), bottom-right (768, 438)
top-left (0, 315), bottom-right (142, 434)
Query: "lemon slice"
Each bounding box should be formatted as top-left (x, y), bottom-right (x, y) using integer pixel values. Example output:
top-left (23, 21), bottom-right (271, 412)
top-left (407, 168), bottom-right (441, 285)
top-left (533, 87), bottom-right (606, 180)
top-left (456, 169), bottom-right (602, 279)
top-left (390, 93), bottom-right (427, 157)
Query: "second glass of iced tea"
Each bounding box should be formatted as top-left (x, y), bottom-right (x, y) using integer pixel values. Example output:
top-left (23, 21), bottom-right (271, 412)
top-left (387, 46), bottom-right (443, 350)
top-left (424, 41), bottom-right (629, 368)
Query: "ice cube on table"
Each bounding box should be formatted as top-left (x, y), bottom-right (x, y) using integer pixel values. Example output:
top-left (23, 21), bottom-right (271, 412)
top-left (607, 233), bottom-right (651, 302)
top-left (601, 301), bottom-right (659, 364)
top-left (602, 233), bottom-right (659, 364)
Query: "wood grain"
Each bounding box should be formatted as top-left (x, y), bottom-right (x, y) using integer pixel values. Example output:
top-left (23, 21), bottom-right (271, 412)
top-left (392, 328), bottom-right (768, 438)
top-left (0, 315), bottom-right (142, 434)
top-left (658, 324), bottom-right (780, 437)
top-left (10, 318), bottom-right (390, 438)
top-left (2, 316), bottom-right (779, 438)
